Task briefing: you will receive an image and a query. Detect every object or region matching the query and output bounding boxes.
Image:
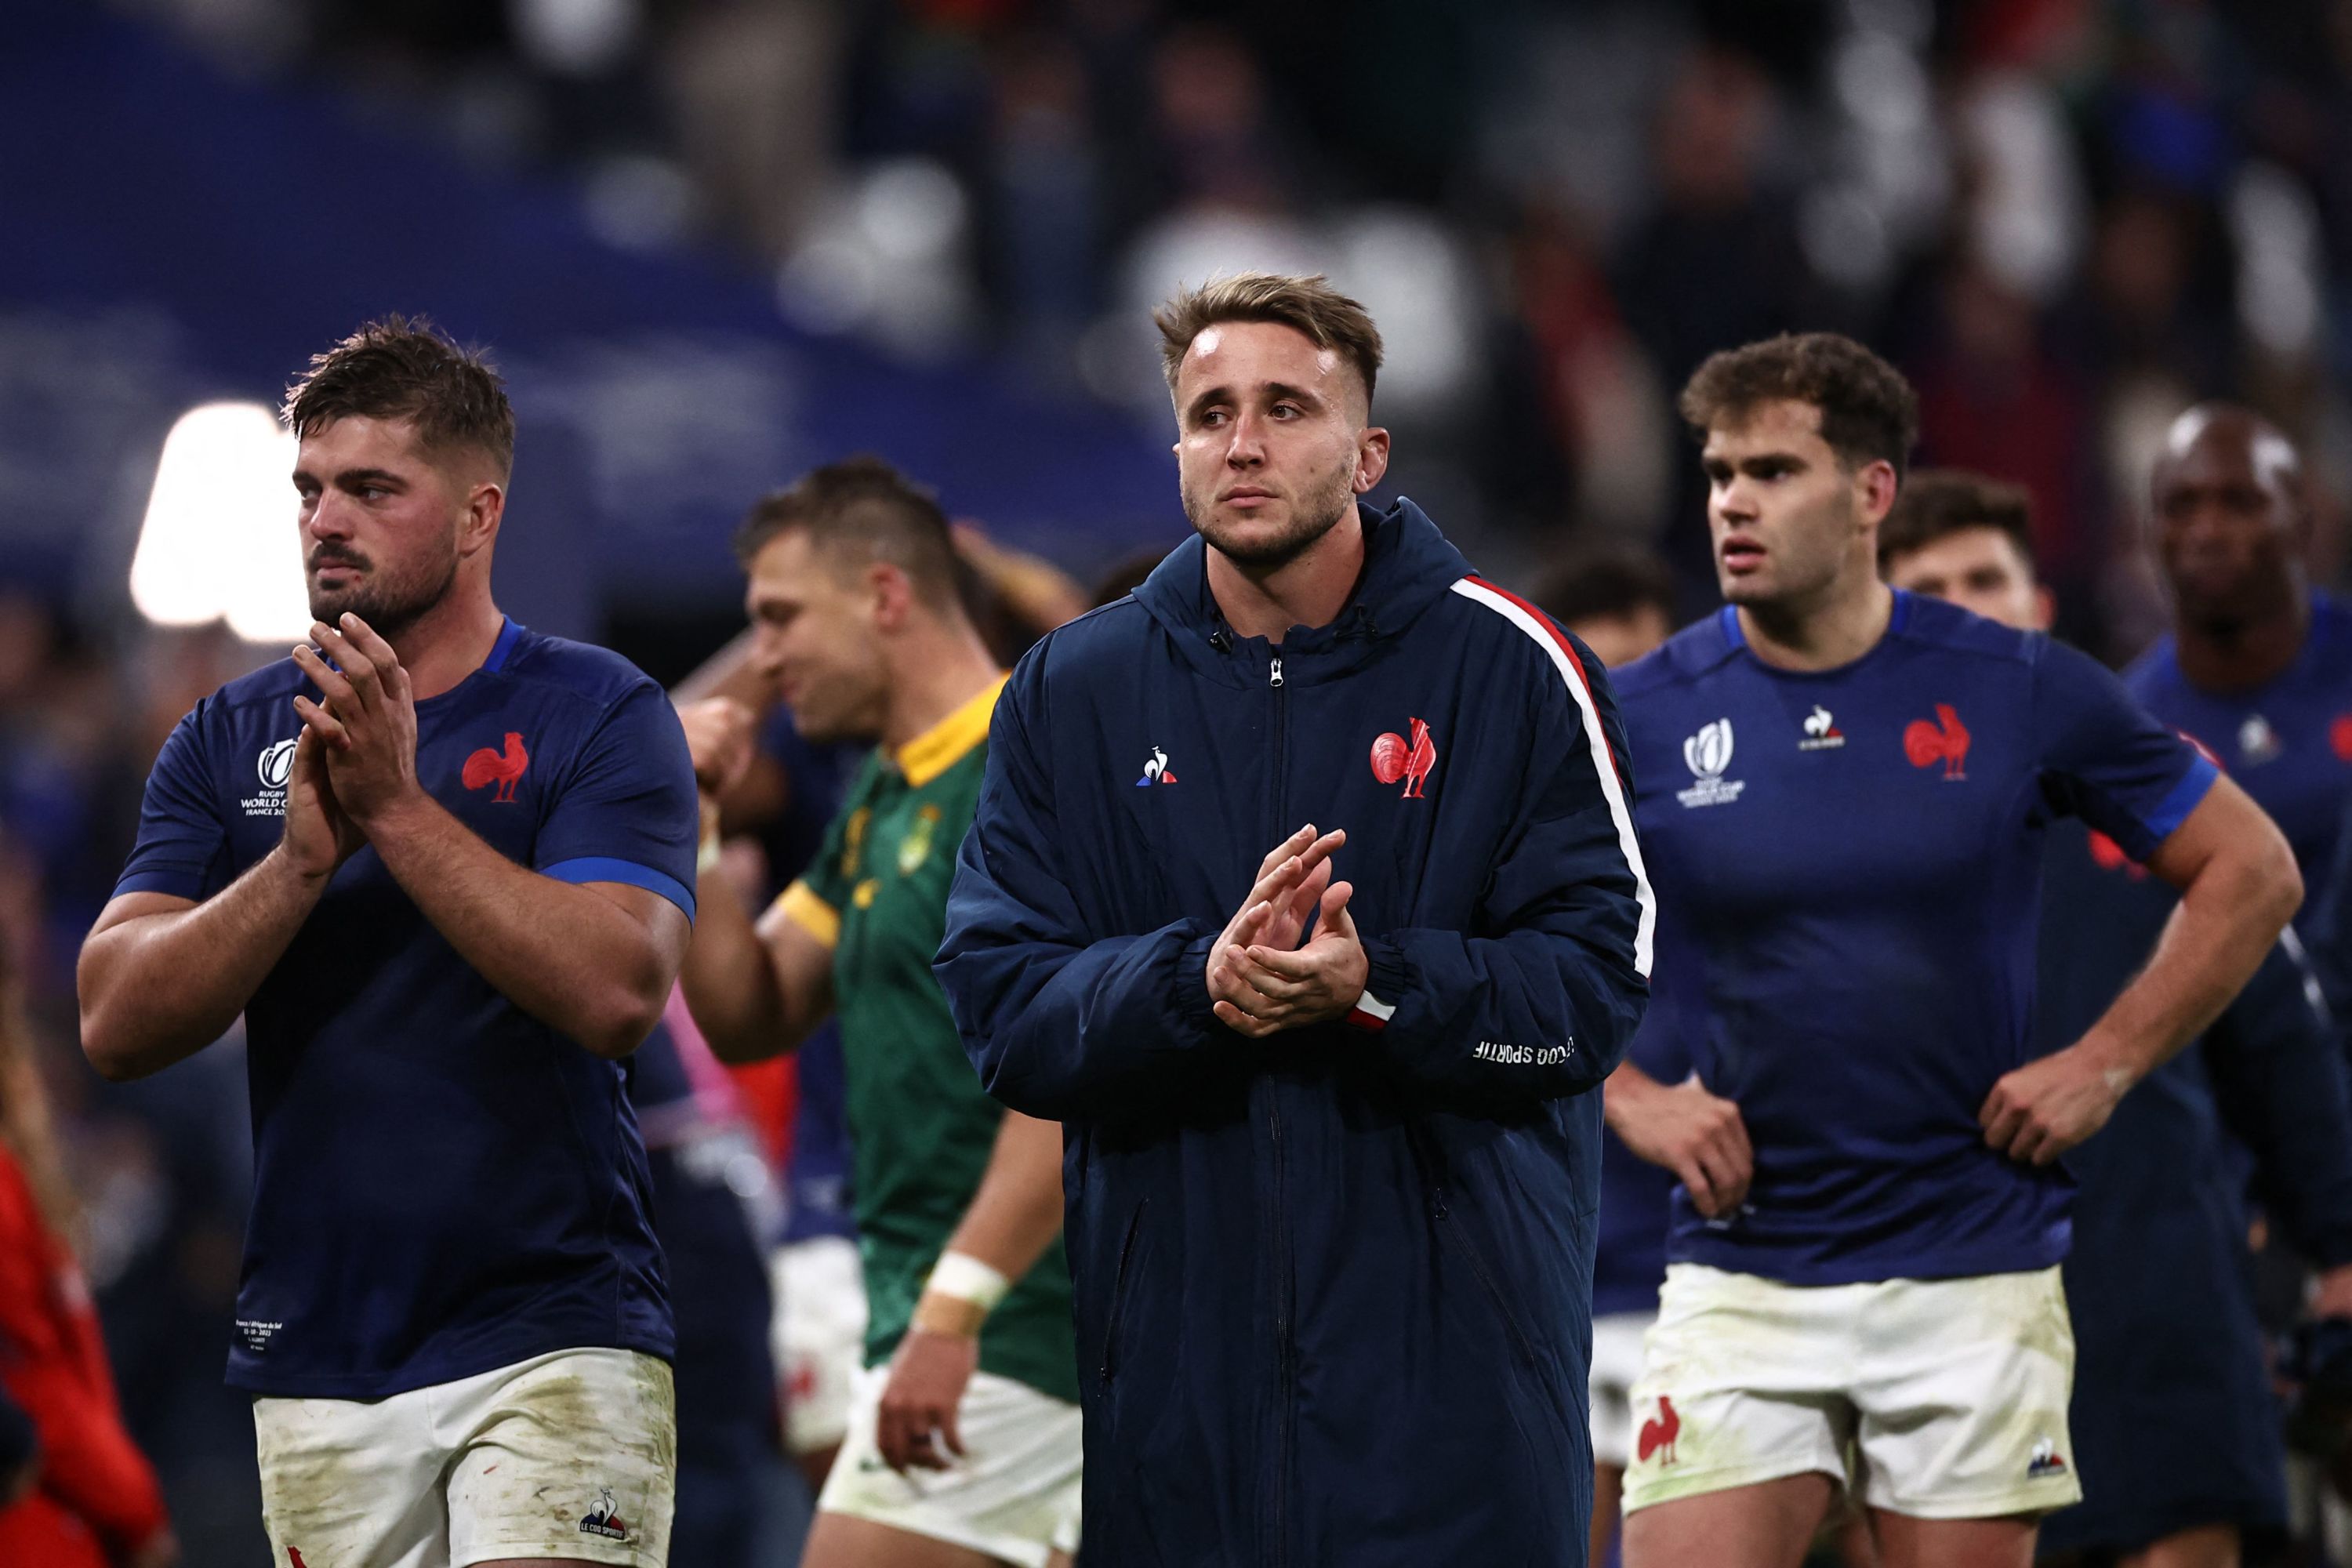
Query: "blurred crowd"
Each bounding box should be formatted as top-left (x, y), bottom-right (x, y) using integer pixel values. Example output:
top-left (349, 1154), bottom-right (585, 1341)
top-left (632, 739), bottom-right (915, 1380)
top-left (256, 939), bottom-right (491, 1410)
top-left (108, 0), bottom-right (2352, 653)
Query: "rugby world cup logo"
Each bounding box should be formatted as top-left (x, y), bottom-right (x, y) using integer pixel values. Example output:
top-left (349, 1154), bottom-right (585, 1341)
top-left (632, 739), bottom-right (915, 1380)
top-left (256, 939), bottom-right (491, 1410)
top-left (1683, 720), bottom-right (1733, 781)
top-left (242, 739), bottom-right (298, 818)
top-left (1676, 719), bottom-right (1744, 808)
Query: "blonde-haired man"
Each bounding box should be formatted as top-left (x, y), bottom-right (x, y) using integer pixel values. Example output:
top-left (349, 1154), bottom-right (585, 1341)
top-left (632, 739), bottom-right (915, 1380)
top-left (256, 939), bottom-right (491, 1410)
top-left (938, 272), bottom-right (1657, 1563)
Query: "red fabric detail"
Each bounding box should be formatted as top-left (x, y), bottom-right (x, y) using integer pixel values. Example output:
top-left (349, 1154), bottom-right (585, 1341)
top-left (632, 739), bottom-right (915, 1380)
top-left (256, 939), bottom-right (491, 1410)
top-left (727, 1058), bottom-right (797, 1171)
top-left (1345, 1007), bottom-right (1388, 1033)
top-left (0, 1493), bottom-right (109, 1568)
top-left (1463, 577), bottom-right (1624, 782)
top-left (0, 1149), bottom-right (169, 1553)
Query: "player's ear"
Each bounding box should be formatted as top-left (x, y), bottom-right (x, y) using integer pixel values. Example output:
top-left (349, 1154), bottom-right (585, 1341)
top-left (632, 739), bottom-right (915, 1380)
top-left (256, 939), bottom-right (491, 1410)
top-left (1354, 426), bottom-right (1391, 495)
top-left (459, 480), bottom-right (503, 558)
top-left (868, 561), bottom-right (916, 631)
top-left (1857, 461), bottom-right (1900, 527)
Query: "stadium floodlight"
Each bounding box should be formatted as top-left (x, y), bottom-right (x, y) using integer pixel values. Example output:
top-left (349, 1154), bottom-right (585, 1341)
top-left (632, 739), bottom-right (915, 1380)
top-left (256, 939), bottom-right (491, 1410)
top-left (129, 401), bottom-right (308, 642)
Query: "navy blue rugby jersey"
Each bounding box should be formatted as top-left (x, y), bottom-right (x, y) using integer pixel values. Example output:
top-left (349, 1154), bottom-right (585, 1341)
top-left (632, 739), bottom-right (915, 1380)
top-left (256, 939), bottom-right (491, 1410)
top-left (113, 619), bottom-right (699, 1397)
top-left (2128, 593), bottom-right (2352, 915)
top-left (1613, 591), bottom-right (2216, 1286)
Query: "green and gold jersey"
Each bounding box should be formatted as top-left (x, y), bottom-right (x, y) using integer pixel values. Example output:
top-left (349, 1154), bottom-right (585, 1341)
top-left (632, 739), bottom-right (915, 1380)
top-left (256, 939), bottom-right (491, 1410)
top-left (775, 676), bottom-right (1077, 1404)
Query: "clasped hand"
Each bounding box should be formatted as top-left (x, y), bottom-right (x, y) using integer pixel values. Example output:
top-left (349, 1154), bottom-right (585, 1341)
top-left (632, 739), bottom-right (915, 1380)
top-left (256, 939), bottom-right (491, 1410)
top-left (281, 613), bottom-right (422, 876)
top-left (1204, 824), bottom-right (1370, 1039)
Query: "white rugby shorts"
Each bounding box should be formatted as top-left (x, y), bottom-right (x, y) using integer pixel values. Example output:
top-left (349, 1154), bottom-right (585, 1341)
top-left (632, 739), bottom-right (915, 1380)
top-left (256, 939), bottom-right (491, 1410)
top-left (772, 1233), bottom-right (868, 1456)
top-left (1622, 1263), bottom-right (2082, 1520)
top-left (253, 1346), bottom-right (674, 1568)
top-left (817, 1362), bottom-right (1082, 1566)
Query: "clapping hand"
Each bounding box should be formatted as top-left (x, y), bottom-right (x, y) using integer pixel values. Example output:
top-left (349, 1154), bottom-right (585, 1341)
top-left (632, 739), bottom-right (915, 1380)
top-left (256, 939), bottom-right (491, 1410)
top-left (289, 613), bottom-right (421, 827)
top-left (1205, 825), bottom-right (1370, 1039)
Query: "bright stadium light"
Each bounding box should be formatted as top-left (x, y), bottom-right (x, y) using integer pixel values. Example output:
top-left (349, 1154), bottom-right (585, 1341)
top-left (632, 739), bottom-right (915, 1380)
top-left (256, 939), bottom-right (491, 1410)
top-left (129, 402), bottom-right (308, 641)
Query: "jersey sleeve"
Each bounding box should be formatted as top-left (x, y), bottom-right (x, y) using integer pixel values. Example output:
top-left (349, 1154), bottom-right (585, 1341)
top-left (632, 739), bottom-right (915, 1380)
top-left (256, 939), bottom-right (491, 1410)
top-left (112, 705), bottom-right (230, 902)
top-left (771, 760), bottom-right (877, 951)
top-left (533, 680), bottom-right (700, 920)
top-left (2033, 637), bottom-right (2218, 862)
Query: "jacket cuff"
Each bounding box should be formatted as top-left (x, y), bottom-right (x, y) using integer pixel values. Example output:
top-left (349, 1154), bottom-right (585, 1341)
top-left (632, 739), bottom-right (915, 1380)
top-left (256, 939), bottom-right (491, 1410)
top-left (1177, 931), bottom-right (1221, 1036)
top-left (1349, 939), bottom-right (1414, 1033)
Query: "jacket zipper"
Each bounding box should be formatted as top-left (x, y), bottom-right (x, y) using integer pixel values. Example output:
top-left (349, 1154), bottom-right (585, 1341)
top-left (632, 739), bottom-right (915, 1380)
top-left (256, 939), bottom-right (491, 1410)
top-left (1266, 648), bottom-right (1293, 1568)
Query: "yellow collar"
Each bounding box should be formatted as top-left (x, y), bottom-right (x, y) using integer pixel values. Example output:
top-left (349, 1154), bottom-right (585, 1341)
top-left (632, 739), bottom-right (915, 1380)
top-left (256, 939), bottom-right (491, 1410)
top-left (895, 674), bottom-right (1008, 786)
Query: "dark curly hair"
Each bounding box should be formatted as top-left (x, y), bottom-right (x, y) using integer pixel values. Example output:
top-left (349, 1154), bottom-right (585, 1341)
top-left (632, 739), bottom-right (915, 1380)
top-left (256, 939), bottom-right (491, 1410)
top-left (283, 314), bottom-right (515, 477)
top-left (1678, 332), bottom-right (1918, 479)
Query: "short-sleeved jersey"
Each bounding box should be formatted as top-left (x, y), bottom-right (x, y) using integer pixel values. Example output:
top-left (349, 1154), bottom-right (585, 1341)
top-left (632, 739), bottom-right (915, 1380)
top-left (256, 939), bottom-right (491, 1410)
top-left (2127, 592), bottom-right (2352, 912)
top-left (1614, 593), bottom-right (2216, 1286)
top-left (775, 676), bottom-right (1077, 1403)
top-left (112, 620), bottom-right (699, 1398)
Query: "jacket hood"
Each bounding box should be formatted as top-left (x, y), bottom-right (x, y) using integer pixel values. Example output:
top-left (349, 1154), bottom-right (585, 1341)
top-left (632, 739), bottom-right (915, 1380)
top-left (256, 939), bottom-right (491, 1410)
top-left (1131, 495), bottom-right (1473, 685)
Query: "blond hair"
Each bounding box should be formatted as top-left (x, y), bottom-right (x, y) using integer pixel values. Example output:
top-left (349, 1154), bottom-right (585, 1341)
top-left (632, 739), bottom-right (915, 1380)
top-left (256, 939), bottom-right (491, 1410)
top-left (1152, 272), bottom-right (1385, 408)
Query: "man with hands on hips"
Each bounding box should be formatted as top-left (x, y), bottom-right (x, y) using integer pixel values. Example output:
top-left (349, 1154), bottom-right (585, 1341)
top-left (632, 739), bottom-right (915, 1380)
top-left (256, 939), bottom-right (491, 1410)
top-left (1608, 333), bottom-right (2300, 1568)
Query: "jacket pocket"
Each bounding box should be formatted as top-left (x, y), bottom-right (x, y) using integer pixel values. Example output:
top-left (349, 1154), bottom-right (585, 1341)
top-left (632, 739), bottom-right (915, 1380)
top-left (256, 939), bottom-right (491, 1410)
top-left (1404, 1119), bottom-right (1549, 1372)
top-left (1098, 1198), bottom-right (1149, 1386)
top-left (1432, 1196), bottom-right (1544, 1374)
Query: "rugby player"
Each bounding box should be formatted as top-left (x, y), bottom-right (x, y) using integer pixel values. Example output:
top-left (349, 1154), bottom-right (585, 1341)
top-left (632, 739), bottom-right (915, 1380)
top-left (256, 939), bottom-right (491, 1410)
top-left (675, 458), bottom-right (1080, 1568)
top-left (1609, 333), bottom-right (2301, 1568)
top-left (1886, 467), bottom-right (2352, 1568)
top-left (2132, 407), bottom-right (2352, 911)
top-left (79, 318), bottom-right (699, 1566)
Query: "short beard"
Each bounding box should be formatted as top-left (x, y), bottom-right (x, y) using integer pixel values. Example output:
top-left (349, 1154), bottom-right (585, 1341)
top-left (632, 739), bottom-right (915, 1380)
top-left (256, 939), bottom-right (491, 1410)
top-left (307, 548), bottom-right (459, 643)
top-left (1185, 466), bottom-right (1356, 572)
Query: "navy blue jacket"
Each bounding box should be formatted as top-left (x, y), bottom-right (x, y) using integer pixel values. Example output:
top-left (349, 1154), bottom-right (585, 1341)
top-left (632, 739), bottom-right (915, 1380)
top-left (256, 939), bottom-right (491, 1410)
top-left (936, 499), bottom-right (1653, 1566)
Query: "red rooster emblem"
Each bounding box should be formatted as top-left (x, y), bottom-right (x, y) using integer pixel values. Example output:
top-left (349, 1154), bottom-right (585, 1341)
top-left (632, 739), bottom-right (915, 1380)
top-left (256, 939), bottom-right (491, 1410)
top-left (1902, 703), bottom-right (1970, 779)
top-left (463, 731), bottom-right (531, 804)
top-left (1637, 1395), bottom-right (1680, 1465)
top-left (1370, 717), bottom-right (1439, 799)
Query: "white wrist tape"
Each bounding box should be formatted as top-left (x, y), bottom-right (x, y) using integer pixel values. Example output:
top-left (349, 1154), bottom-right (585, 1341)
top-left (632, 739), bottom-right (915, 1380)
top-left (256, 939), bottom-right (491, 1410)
top-left (926, 1250), bottom-right (1011, 1311)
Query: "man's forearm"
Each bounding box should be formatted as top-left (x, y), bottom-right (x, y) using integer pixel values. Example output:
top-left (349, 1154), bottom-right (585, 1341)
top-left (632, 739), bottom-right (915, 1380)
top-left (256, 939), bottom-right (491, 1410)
top-left (2086, 848), bottom-right (2302, 1085)
top-left (916, 1111), bottom-right (1066, 1334)
top-left (677, 855), bottom-right (804, 1061)
top-left (78, 848), bottom-right (327, 1080)
top-left (365, 794), bottom-right (676, 1057)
